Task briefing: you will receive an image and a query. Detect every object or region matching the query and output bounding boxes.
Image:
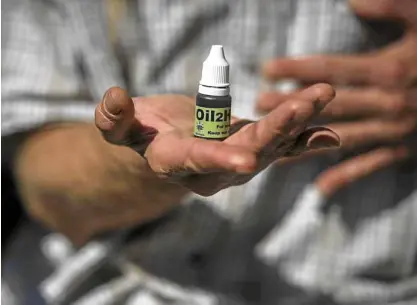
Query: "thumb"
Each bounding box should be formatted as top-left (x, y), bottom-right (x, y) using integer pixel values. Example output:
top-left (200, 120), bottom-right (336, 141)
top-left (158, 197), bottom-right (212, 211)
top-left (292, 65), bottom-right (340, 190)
top-left (95, 87), bottom-right (136, 145)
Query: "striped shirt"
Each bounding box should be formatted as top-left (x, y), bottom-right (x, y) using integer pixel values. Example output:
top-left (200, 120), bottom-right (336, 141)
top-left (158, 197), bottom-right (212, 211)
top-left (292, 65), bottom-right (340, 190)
top-left (2, 0), bottom-right (417, 304)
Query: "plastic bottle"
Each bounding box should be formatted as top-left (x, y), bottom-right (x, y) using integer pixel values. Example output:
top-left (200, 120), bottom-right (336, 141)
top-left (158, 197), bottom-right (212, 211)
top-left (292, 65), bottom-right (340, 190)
top-left (194, 45), bottom-right (232, 140)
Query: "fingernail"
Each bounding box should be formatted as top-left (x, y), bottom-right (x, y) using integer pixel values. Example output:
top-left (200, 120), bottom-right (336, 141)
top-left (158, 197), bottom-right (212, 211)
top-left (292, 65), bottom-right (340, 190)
top-left (103, 89), bottom-right (122, 117)
top-left (307, 134), bottom-right (340, 150)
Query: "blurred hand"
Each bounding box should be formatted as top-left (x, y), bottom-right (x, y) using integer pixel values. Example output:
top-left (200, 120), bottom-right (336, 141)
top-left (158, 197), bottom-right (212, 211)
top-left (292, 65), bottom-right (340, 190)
top-left (259, 0), bottom-right (417, 193)
top-left (95, 85), bottom-right (339, 196)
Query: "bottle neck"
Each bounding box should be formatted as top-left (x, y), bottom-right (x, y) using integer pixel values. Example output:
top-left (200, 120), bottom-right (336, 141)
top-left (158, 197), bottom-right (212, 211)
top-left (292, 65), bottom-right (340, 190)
top-left (198, 85), bottom-right (230, 96)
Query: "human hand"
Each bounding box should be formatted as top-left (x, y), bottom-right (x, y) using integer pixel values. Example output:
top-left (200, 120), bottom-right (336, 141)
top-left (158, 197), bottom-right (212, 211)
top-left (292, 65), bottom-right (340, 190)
top-left (258, 0), bottom-right (417, 175)
top-left (95, 85), bottom-right (340, 196)
top-left (14, 122), bottom-right (194, 245)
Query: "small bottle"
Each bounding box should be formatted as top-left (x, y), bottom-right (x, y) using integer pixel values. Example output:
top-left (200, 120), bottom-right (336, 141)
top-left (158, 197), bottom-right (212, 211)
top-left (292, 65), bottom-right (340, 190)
top-left (194, 45), bottom-right (232, 141)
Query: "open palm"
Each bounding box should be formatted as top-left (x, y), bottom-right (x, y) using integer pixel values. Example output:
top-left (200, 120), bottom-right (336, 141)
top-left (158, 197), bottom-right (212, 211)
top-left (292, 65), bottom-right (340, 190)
top-left (95, 85), bottom-right (339, 196)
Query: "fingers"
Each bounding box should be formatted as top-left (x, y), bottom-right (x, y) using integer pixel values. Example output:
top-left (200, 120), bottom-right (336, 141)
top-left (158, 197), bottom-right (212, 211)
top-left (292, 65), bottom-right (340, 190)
top-left (321, 88), bottom-right (417, 119)
top-left (349, 0), bottom-right (399, 19)
top-left (350, 0), bottom-right (417, 28)
top-left (234, 84), bottom-right (336, 153)
top-left (316, 146), bottom-right (409, 198)
top-left (328, 116), bottom-right (417, 151)
top-left (146, 134), bottom-right (258, 178)
top-left (258, 88), bottom-right (417, 119)
top-left (261, 98), bottom-right (416, 154)
top-left (95, 87), bottom-right (136, 145)
top-left (262, 55), bottom-right (408, 88)
top-left (256, 88), bottom-right (305, 114)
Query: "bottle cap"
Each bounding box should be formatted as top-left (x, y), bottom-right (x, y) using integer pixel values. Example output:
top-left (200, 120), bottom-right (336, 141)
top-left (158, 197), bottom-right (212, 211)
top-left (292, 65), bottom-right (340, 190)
top-left (199, 45), bottom-right (230, 89)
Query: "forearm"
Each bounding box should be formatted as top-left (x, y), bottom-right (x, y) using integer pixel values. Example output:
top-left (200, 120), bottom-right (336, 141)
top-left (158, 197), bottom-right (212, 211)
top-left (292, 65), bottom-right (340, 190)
top-left (14, 123), bottom-right (188, 245)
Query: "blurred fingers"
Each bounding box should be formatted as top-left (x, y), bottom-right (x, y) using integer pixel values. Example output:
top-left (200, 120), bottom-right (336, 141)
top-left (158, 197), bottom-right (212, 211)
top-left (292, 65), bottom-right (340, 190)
top-left (316, 146), bottom-right (410, 198)
top-left (349, 0), bottom-right (400, 19)
top-left (258, 88), bottom-right (417, 120)
top-left (328, 116), bottom-right (417, 151)
top-left (262, 55), bottom-right (409, 88)
top-left (350, 0), bottom-right (417, 28)
top-left (321, 88), bottom-right (417, 119)
top-left (256, 87), bottom-right (309, 113)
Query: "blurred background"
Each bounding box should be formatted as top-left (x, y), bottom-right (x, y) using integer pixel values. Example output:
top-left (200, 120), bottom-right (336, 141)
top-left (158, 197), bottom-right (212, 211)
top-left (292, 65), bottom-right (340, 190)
top-left (2, 1), bottom-right (417, 305)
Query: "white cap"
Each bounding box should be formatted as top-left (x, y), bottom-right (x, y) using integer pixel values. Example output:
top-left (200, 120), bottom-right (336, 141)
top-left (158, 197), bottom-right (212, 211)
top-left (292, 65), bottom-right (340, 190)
top-left (199, 45), bottom-right (230, 96)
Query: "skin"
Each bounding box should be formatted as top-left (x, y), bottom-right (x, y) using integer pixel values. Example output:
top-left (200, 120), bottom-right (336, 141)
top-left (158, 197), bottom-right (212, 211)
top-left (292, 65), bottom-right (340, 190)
top-left (16, 0), bottom-right (416, 245)
top-left (95, 85), bottom-right (340, 196)
top-left (258, 0), bottom-right (417, 191)
top-left (15, 84), bottom-right (339, 245)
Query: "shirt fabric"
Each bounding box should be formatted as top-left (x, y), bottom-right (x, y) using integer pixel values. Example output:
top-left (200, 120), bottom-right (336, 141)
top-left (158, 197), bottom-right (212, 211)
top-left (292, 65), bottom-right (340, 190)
top-left (2, 0), bottom-right (417, 304)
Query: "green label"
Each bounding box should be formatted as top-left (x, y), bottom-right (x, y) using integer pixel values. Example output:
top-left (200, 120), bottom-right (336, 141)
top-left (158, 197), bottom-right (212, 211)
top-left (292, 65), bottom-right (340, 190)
top-left (194, 106), bottom-right (231, 139)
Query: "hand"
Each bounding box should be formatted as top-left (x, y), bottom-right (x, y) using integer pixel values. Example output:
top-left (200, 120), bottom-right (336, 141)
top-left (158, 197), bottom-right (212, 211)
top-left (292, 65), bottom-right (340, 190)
top-left (258, 0), bottom-right (417, 186)
top-left (14, 123), bottom-right (192, 245)
top-left (95, 85), bottom-right (340, 196)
